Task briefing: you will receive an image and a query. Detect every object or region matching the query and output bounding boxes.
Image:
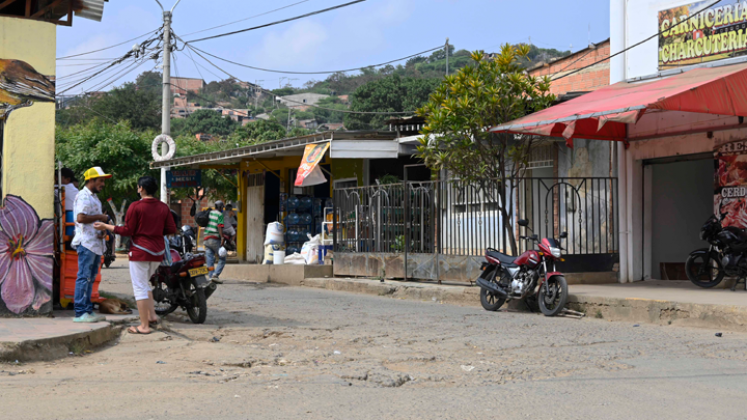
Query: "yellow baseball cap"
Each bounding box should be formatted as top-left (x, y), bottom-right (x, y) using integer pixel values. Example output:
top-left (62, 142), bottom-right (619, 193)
top-left (83, 167), bottom-right (112, 181)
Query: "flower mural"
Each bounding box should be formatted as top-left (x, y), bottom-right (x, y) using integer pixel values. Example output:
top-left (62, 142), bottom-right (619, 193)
top-left (0, 195), bottom-right (54, 314)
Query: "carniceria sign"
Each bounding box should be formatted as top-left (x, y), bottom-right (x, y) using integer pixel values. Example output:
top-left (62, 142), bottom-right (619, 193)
top-left (659, 0), bottom-right (747, 69)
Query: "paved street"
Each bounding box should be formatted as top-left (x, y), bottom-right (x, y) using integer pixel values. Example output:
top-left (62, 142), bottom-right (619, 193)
top-left (2, 260), bottom-right (747, 419)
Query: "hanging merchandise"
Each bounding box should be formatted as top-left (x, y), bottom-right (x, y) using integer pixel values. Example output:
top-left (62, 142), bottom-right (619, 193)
top-left (294, 143), bottom-right (330, 187)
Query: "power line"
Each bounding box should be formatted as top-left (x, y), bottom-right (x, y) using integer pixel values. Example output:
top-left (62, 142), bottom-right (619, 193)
top-left (181, 0), bottom-right (313, 37)
top-left (187, 45), bottom-right (415, 115)
top-left (552, 0), bottom-right (722, 82)
top-left (186, 44), bottom-right (444, 75)
top-left (56, 29), bottom-right (160, 60)
top-left (183, 0), bottom-right (366, 45)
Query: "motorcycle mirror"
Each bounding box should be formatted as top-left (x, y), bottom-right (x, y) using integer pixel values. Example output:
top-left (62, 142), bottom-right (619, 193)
top-left (530, 234), bottom-right (539, 241)
top-left (518, 219), bottom-right (529, 227)
top-left (560, 232), bottom-right (568, 239)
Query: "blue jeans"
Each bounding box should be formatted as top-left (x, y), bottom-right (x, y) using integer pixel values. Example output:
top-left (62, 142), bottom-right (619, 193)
top-left (204, 238), bottom-right (226, 278)
top-left (74, 246), bottom-right (100, 317)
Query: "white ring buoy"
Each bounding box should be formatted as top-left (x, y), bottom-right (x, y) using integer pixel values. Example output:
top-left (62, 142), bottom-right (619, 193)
top-left (152, 134), bottom-right (176, 161)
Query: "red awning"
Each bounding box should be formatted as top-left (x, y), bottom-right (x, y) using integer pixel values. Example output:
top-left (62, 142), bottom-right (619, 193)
top-left (490, 62), bottom-right (747, 144)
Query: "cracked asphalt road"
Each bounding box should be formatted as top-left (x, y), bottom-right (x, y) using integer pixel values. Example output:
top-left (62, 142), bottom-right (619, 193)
top-left (2, 260), bottom-right (747, 419)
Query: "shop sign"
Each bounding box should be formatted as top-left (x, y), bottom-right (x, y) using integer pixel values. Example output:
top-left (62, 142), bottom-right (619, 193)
top-left (658, 0), bottom-right (747, 69)
top-left (166, 170), bottom-right (201, 189)
top-left (715, 139), bottom-right (747, 227)
top-left (294, 143), bottom-right (330, 187)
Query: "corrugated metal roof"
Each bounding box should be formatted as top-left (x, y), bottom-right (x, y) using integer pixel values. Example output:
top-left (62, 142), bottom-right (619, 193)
top-left (150, 131), bottom-right (398, 169)
top-left (75, 0), bottom-right (106, 22)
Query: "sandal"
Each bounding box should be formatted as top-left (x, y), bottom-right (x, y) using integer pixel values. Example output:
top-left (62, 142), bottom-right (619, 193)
top-left (149, 320), bottom-right (160, 328)
top-left (127, 326), bottom-right (152, 335)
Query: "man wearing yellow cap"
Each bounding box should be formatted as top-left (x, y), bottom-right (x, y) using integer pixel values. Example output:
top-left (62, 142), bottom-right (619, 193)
top-left (71, 167), bottom-right (111, 323)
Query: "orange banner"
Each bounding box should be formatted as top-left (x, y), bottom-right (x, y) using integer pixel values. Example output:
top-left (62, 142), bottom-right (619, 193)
top-left (294, 142), bottom-right (330, 187)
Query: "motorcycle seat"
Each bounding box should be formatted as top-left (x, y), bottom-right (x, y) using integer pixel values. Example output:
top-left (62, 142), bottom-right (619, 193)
top-left (169, 260), bottom-right (186, 274)
top-left (487, 249), bottom-right (517, 267)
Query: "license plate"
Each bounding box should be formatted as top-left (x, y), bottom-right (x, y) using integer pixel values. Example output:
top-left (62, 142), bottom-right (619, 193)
top-left (188, 266), bottom-right (209, 277)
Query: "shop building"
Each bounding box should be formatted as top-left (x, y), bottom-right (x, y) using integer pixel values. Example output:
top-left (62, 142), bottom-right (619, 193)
top-left (493, 0), bottom-right (747, 282)
top-left (151, 131), bottom-right (428, 263)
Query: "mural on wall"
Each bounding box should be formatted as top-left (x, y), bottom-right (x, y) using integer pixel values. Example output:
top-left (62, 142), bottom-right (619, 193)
top-left (0, 59), bottom-right (55, 120)
top-left (714, 139), bottom-right (747, 228)
top-left (0, 195), bottom-right (53, 314)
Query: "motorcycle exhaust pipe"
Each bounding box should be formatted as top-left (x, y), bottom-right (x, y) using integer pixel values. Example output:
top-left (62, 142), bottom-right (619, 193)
top-left (476, 277), bottom-right (507, 297)
top-left (204, 282), bottom-right (218, 299)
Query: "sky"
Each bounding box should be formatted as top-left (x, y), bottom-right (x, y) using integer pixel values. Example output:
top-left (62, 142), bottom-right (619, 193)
top-left (55, 0), bottom-right (610, 95)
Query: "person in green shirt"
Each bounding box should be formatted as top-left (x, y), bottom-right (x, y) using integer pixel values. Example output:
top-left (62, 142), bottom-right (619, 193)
top-left (203, 200), bottom-right (226, 283)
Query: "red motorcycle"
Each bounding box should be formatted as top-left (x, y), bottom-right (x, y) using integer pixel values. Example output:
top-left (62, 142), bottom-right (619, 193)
top-left (151, 249), bottom-right (218, 324)
top-left (476, 219), bottom-right (569, 316)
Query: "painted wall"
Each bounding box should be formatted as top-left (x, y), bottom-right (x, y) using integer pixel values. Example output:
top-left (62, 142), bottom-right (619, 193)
top-left (0, 17), bottom-right (56, 219)
top-left (0, 17), bottom-right (56, 316)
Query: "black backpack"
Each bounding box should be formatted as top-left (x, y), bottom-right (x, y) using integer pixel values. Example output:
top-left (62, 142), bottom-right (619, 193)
top-left (195, 209), bottom-right (211, 228)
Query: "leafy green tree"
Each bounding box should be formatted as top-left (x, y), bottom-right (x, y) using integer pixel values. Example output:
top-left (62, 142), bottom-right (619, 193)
top-left (87, 83), bottom-right (162, 131)
top-left (178, 109), bottom-right (238, 136)
top-left (344, 75), bottom-right (440, 130)
top-left (416, 46), bottom-right (555, 254)
top-left (311, 97), bottom-right (347, 123)
top-left (171, 136), bottom-right (238, 202)
top-left (135, 70), bottom-right (163, 95)
top-left (55, 121), bottom-right (159, 207)
top-left (231, 119), bottom-right (287, 143)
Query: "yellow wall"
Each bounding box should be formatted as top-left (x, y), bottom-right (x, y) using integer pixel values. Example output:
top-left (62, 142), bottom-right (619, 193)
top-left (0, 18), bottom-right (56, 218)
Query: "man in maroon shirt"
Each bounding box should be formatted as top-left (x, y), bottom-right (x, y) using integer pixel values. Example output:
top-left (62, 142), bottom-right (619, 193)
top-left (95, 176), bottom-right (176, 334)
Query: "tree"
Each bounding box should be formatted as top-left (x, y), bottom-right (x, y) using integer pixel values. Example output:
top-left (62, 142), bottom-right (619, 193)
top-left (415, 45), bottom-right (555, 254)
top-left (344, 75), bottom-right (440, 130)
top-left (55, 121), bottom-right (159, 208)
top-left (135, 71), bottom-right (163, 95)
top-left (171, 136), bottom-right (238, 202)
top-left (231, 119), bottom-right (287, 143)
top-left (178, 109), bottom-right (238, 136)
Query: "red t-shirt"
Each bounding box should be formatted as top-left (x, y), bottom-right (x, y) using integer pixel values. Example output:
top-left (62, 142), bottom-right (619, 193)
top-left (114, 199), bottom-right (177, 262)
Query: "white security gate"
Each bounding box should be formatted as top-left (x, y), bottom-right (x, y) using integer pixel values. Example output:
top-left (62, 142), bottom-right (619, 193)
top-left (245, 173), bottom-right (265, 263)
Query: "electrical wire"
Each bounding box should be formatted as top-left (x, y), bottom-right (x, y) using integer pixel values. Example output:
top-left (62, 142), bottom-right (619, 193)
top-left (186, 44), bottom-right (445, 75)
top-left (56, 28), bottom-right (161, 60)
top-left (183, 0), bottom-right (366, 45)
top-left (181, 0), bottom-right (313, 37)
top-left (186, 45), bottom-right (415, 115)
top-left (551, 0), bottom-right (723, 82)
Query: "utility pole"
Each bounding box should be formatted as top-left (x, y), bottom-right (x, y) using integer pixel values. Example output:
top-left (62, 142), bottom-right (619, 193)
top-left (287, 106), bottom-right (292, 129)
top-left (445, 38), bottom-right (450, 76)
top-left (156, 0), bottom-right (181, 204)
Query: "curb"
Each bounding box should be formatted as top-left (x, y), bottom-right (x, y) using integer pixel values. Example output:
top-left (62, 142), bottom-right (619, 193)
top-left (0, 315), bottom-right (138, 362)
top-left (270, 277), bottom-right (747, 331)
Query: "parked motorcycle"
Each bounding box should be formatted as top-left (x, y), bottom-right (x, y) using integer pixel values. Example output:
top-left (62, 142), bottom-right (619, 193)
top-left (151, 251), bottom-right (217, 324)
top-left (686, 213), bottom-right (747, 289)
top-left (476, 219), bottom-right (569, 316)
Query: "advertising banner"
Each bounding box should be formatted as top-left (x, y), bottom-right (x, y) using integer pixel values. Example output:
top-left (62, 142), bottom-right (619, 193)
top-left (294, 143), bottom-right (330, 187)
top-left (658, 0), bottom-right (747, 69)
top-left (166, 170), bottom-right (201, 189)
top-left (714, 139), bottom-right (747, 227)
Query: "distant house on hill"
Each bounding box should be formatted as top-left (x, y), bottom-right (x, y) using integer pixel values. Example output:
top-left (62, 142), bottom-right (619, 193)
top-left (277, 93), bottom-right (329, 111)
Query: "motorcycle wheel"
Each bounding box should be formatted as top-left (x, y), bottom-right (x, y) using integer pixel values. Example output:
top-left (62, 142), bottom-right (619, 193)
top-left (685, 249), bottom-right (725, 288)
top-left (153, 283), bottom-right (178, 316)
top-left (186, 279), bottom-right (208, 324)
top-left (479, 284), bottom-right (506, 311)
top-left (538, 276), bottom-right (568, 317)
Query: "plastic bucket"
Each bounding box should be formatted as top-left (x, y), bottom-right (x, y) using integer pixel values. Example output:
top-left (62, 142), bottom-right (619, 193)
top-left (273, 250), bottom-right (286, 265)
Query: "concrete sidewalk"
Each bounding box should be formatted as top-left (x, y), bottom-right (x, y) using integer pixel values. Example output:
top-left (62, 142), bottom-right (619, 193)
top-left (0, 311), bottom-right (137, 362)
top-left (267, 276), bottom-right (747, 331)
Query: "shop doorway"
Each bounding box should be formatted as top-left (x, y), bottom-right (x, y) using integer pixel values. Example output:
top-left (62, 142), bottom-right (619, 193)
top-left (245, 173), bottom-right (265, 263)
top-left (644, 155), bottom-right (713, 280)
